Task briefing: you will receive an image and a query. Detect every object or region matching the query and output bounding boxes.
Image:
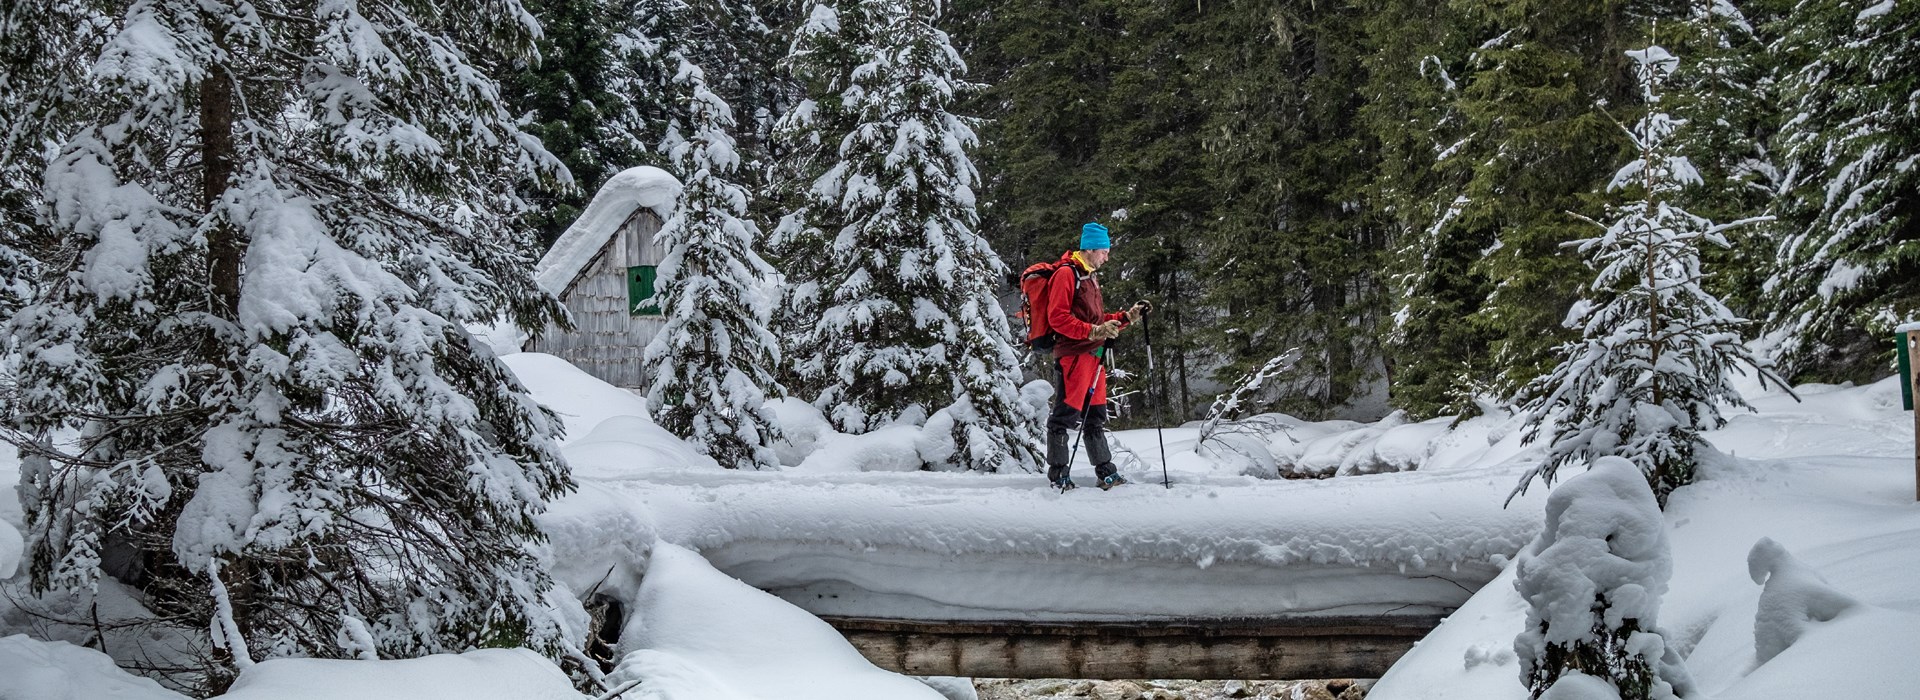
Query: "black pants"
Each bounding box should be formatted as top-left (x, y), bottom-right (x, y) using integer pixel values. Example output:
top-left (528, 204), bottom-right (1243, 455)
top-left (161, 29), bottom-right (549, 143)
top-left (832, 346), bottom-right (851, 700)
top-left (1046, 359), bottom-right (1116, 483)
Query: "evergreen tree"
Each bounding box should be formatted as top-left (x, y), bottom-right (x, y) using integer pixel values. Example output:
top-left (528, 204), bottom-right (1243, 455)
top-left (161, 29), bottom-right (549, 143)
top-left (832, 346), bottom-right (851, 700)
top-left (768, 0), bottom-right (880, 397)
top-left (953, 0), bottom-right (1122, 268)
top-left (1359, 0), bottom-right (1491, 420)
top-left (504, 0), bottom-right (653, 247)
top-left (1, 0), bottom-right (573, 690)
top-left (642, 41), bottom-right (787, 471)
top-left (1514, 46), bottom-right (1782, 507)
top-left (1762, 0), bottom-right (1920, 381)
top-left (1431, 1), bottom-right (1656, 403)
top-left (782, 0), bottom-right (1042, 471)
top-left (1093, 0), bottom-right (1209, 423)
top-left (1193, 1), bottom-right (1387, 419)
top-left (1664, 2), bottom-right (1779, 319)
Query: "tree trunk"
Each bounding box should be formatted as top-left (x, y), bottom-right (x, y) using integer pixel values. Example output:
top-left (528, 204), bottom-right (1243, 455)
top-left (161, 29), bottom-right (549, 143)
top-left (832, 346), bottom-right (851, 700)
top-left (201, 53), bottom-right (241, 320)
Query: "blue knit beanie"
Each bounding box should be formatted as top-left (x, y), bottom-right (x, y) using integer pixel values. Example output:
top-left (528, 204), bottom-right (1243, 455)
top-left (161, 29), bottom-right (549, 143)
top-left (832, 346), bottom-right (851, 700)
top-left (1080, 222), bottom-right (1111, 250)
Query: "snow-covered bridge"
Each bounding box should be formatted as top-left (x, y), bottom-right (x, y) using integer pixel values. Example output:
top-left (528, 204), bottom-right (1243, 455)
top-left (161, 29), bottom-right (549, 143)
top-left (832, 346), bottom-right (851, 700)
top-left (499, 352), bottom-right (1548, 680)
top-left (539, 445), bottom-right (1544, 679)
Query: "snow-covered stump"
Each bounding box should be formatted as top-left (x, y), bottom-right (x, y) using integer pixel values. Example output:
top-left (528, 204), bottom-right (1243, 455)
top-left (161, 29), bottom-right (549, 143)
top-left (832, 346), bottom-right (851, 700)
top-left (1746, 537), bottom-right (1861, 665)
top-left (1514, 457), bottom-right (1690, 700)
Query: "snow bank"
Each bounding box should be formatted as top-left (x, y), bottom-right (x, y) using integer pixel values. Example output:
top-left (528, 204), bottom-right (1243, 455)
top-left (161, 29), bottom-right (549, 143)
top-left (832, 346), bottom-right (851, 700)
top-left (212, 649), bottom-right (586, 700)
top-left (501, 353), bottom-right (658, 446)
top-left (792, 423), bottom-right (926, 472)
top-left (1272, 411), bottom-right (1454, 477)
top-left (0, 635), bottom-right (187, 700)
top-left (535, 166), bottom-right (680, 297)
top-left (541, 461), bottom-right (1542, 622)
top-left (917, 676), bottom-right (979, 700)
top-left (1374, 378), bottom-right (1920, 700)
top-left (566, 415), bottom-right (719, 477)
top-left (766, 398), bottom-right (832, 466)
top-left (606, 543), bottom-right (943, 700)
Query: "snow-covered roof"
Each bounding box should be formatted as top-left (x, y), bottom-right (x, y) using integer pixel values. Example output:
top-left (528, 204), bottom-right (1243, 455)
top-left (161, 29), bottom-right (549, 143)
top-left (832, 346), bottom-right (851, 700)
top-left (534, 166), bottom-right (681, 296)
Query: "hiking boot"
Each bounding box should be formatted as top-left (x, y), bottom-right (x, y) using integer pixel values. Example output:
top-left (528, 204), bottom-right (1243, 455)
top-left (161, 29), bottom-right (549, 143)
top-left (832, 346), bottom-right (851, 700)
top-left (1098, 473), bottom-right (1128, 490)
top-left (1052, 477), bottom-right (1077, 493)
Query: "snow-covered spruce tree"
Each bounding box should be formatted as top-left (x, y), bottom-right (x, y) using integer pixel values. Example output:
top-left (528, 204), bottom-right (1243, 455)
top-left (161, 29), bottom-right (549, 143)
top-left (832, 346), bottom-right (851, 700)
top-left (1, 0), bottom-right (574, 691)
top-left (780, 0), bottom-right (1041, 472)
top-left (1513, 46), bottom-right (1783, 508)
top-left (1515, 456), bottom-right (1691, 700)
top-left (642, 44), bottom-right (787, 471)
top-left (768, 0), bottom-right (876, 396)
top-left (1762, 0), bottom-right (1920, 380)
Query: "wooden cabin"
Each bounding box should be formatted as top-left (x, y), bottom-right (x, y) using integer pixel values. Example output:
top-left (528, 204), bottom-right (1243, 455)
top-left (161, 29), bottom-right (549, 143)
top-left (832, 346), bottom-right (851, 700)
top-left (527, 166), bottom-right (682, 389)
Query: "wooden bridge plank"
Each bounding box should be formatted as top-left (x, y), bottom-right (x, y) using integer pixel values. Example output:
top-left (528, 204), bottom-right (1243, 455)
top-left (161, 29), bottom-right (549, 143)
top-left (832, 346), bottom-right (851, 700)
top-left (824, 615), bottom-right (1441, 680)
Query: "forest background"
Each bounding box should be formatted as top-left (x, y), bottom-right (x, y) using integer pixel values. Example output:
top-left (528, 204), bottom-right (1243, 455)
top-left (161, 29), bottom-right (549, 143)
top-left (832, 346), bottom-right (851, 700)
top-left (513, 0), bottom-right (1914, 424)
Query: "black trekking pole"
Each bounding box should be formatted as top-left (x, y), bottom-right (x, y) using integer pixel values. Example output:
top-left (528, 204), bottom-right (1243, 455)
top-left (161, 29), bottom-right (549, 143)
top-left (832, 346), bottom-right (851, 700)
top-left (1144, 311), bottom-right (1170, 489)
top-left (1065, 348), bottom-right (1104, 470)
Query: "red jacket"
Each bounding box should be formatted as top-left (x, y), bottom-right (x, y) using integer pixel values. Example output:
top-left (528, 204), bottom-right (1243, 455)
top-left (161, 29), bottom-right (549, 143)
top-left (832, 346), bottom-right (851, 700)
top-left (1045, 252), bottom-right (1129, 359)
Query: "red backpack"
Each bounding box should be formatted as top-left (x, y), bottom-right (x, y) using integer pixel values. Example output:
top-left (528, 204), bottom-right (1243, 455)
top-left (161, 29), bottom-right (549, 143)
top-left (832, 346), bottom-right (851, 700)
top-left (1014, 254), bottom-right (1079, 351)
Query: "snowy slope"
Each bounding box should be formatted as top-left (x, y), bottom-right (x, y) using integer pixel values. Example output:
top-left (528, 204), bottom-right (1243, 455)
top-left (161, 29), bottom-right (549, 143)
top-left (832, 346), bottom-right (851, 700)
top-left (1371, 377), bottom-right (1920, 699)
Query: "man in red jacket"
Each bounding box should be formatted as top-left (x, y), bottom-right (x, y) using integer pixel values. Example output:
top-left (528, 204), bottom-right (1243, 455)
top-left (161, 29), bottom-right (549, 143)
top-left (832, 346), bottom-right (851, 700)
top-left (1045, 222), bottom-right (1149, 491)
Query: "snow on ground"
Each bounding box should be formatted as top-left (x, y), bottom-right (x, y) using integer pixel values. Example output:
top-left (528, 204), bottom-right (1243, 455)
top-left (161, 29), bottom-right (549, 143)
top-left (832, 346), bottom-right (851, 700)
top-left (1371, 376), bottom-right (1920, 699)
top-left (4, 347), bottom-right (1916, 699)
top-left (604, 542), bottom-right (944, 700)
top-left (0, 635), bottom-right (187, 700)
top-left (212, 649), bottom-right (587, 700)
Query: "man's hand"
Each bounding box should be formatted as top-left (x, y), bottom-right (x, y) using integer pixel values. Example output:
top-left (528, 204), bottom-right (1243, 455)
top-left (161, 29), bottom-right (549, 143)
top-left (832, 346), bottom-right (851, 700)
top-left (1089, 320), bottom-right (1123, 341)
top-left (1125, 299), bottom-right (1153, 324)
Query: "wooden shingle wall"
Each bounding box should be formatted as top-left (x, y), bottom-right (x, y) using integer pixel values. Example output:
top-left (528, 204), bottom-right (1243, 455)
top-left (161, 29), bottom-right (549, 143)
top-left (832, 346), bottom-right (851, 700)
top-left (528, 209), bottom-right (666, 389)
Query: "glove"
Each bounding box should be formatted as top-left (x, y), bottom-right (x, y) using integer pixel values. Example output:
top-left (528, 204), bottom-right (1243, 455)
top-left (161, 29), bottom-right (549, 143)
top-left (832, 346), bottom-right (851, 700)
top-left (1126, 299), bottom-right (1153, 323)
top-left (1088, 320), bottom-right (1123, 341)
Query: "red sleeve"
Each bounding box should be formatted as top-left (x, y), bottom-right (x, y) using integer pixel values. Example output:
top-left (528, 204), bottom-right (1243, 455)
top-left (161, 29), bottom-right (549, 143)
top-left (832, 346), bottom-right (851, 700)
top-left (1106, 310), bottom-right (1130, 328)
top-left (1046, 266), bottom-right (1092, 340)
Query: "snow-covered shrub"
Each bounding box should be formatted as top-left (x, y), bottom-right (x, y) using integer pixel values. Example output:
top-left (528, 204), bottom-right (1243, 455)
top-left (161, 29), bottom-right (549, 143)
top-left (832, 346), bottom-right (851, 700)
top-left (0, 517), bottom-right (20, 579)
top-left (1514, 457), bottom-right (1691, 700)
top-left (767, 398), bottom-right (834, 466)
top-left (1196, 349), bottom-right (1300, 474)
top-left (1746, 537), bottom-right (1860, 664)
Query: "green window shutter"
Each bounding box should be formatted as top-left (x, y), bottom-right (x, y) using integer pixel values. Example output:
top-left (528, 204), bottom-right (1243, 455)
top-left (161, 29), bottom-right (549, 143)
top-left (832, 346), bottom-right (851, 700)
top-left (629, 265), bottom-right (661, 316)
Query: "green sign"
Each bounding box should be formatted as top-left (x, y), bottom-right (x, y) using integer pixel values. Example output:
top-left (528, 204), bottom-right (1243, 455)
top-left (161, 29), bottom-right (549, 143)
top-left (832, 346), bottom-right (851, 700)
top-left (1900, 331), bottom-right (1914, 411)
top-left (628, 265), bottom-right (660, 316)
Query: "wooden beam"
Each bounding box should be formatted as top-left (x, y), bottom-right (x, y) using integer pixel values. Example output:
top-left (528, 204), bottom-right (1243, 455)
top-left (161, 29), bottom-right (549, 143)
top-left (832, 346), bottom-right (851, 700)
top-left (824, 615), bottom-right (1442, 680)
